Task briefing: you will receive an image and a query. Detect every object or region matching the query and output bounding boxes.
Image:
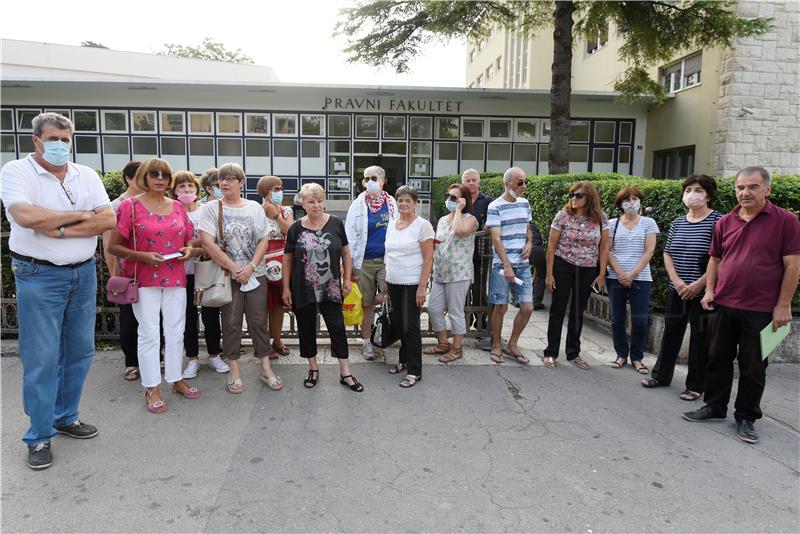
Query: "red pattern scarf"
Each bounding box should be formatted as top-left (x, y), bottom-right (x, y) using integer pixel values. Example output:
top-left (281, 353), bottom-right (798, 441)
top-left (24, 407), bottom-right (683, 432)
top-left (365, 191), bottom-right (390, 213)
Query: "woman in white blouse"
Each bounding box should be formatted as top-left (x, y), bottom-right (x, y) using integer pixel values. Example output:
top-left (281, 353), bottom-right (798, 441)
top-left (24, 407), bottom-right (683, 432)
top-left (383, 186), bottom-right (434, 388)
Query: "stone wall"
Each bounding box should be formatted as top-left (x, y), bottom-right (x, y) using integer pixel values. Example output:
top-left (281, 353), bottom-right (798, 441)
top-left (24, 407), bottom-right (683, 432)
top-left (714, 1), bottom-right (800, 177)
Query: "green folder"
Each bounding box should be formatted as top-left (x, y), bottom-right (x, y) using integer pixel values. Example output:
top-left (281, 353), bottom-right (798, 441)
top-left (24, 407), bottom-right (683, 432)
top-left (760, 323), bottom-right (791, 360)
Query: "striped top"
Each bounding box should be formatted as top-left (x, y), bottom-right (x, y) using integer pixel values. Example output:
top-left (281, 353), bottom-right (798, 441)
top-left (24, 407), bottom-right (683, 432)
top-left (486, 196), bottom-right (532, 268)
top-left (607, 216), bottom-right (660, 282)
top-left (663, 210), bottom-right (722, 288)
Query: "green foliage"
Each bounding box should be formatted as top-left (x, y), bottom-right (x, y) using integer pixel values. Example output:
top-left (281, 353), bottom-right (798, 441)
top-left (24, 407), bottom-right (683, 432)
top-left (158, 37), bottom-right (254, 64)
top-left (431, 172), bottom-right (800, 308)
top-left (101, 168), bottom-right (127, 201)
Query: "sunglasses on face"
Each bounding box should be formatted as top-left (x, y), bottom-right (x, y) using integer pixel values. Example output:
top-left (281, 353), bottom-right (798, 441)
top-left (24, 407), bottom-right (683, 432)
top-left (447, 194), bottom-right (460, 202)
top-left (515, 180), bottom-right (526, 187)
top-left (147, 170), bottom-right (171, 180)
top-left (569, 192), bottom-right (586, 200)
top-left (365, 176), bottom-right (379, 181)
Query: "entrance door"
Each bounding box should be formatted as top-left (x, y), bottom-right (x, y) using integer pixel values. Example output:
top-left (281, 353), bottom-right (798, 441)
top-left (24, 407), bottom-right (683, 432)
top-left (353, 155), bottom-right (406, 197)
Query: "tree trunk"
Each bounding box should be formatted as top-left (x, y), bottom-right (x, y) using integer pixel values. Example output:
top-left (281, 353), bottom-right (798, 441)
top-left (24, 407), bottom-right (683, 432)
top-left (549, 0), bottom-right (574, 175)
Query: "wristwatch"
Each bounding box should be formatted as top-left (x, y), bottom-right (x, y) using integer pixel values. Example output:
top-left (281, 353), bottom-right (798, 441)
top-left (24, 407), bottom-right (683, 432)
top-left (58, 226), bottom-right (65, 239)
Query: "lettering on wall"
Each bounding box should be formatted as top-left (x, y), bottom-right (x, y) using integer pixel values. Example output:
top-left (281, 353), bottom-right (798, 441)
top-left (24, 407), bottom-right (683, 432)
top-left (322, 97), bottom-right (464, 113)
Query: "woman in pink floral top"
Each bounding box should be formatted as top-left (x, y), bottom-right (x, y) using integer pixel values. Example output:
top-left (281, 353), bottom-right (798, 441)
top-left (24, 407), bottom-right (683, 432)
top-left (543, 181), bottom-right (609, 370)
top-left (109, 158), bottom-right (200, 414)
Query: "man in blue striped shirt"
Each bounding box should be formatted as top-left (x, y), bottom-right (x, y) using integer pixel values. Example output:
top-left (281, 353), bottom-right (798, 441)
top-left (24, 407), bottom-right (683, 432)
top-left (486, 167), bottom-right (534, 365)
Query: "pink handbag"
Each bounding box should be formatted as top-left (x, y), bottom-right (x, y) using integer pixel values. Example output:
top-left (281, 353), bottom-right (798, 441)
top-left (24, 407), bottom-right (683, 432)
top-left (106, 199), bottom-right (139, 305)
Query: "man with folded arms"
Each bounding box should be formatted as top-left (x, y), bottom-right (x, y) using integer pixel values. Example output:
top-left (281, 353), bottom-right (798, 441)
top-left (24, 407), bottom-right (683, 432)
top-left (1, 112), bottom-right (115, 469)
top-left (682, 167), bottom-right (800, 444)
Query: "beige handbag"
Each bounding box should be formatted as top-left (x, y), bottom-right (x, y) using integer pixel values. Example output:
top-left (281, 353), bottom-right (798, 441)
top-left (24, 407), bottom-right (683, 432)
top-left (194, 201), bottom-right (233, 307)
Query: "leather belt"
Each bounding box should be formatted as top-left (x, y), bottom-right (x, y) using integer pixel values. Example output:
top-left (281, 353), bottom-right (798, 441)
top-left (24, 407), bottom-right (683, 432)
top-left (10, 251), bottom-right (93, 268)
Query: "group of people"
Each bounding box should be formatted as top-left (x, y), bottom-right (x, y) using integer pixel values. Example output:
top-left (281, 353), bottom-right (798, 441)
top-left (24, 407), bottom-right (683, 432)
top-left (2, 112), bottom-right (798, 471)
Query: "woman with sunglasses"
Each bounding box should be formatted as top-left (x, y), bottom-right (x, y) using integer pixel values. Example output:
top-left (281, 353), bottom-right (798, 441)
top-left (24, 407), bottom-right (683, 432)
top-left (425, 183), bottom-right (478, 363)
top-left (344, 166), bottom-right (399, 361)
top-left (256, 175), bottom-right (294, 360)
top-left (606, 186), bottom-right (660, 374)
top-left (108, 158), bottom-right (200, 413)
top-left (543, 182), bottom-right (609, 370)
top-left (197, 163), bottom-right (282, 394)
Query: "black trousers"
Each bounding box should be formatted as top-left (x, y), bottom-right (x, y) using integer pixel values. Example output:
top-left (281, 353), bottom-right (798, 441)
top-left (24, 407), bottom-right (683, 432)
top-left (651, 289), bottom-right (712, 391)
top-left (704, 305), bottom-right (771, 421)
top-left (294, 301), bottom-right (349, 359)
top-left (184, 276), bottom-right (199, 358)
top-left (119, 303), bottom-right (139, 368)
top-left (531, 245), bottom-right (546, 306)
top-left (469, 255), bottom-right (491, 330)
top-left (544, 256), bottom-right (597, 360)
top-left (388, 283), bottom-right (422, 377)
top-left (200, 305), bottom-right (222, 356)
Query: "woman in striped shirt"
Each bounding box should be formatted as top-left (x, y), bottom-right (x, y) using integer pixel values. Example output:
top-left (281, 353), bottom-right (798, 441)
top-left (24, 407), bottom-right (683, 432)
top-left (641, 175), bottom-right (722, 400)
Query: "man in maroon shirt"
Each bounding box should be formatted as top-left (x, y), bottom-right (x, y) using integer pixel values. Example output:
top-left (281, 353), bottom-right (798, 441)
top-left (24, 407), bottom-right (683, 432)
top-left (682, 167), bottom-right (800, 444)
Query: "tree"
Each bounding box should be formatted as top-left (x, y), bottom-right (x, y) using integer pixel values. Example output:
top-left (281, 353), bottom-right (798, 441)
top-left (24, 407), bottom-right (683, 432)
top-left (337, 1), bottom-right (770, 174)
top-left (158, 37), bottom-right (254, 64)
top-left (81, 41), bottom-right (108, 49)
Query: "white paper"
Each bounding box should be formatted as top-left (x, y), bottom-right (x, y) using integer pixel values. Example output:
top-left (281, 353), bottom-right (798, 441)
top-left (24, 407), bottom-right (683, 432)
top-left (514, 277), bottom-right (524, 286)
top-left (240, 276), bottom-right (260, 292)
top-left (161, 252), bottom-right (182, 260)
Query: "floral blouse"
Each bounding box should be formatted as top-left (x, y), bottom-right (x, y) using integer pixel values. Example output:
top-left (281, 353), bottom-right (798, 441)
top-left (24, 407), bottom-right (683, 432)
top-left (433, 213), bottom-right (477, 283)
top-left (551, 209), bottom-right (609, 268)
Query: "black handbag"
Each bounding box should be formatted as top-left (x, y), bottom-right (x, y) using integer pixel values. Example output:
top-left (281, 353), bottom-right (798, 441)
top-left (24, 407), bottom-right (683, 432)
top-left (370, 297), bottom-right (400, 349)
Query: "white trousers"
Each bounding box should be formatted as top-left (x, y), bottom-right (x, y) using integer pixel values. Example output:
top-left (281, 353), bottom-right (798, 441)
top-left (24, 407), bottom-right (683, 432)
top-left (132, 286), bottom-right (186, 388)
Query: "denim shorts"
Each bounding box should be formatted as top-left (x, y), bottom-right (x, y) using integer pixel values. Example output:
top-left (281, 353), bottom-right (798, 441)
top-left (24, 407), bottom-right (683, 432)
top-left (489, 264), bottom-right (533, 304)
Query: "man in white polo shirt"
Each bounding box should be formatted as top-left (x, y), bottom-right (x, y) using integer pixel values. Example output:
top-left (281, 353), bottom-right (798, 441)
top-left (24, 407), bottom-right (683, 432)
top-left (0, 112), bottom-right (115, 470)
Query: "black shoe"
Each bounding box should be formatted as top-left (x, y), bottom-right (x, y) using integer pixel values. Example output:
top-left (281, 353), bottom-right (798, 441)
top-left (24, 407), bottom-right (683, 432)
top-left (27, 442), bottom-right (53, 470)
top-left (736, 419), bottom-right (759, 444)
top-left (533, 303), bottom-right (545, 311)
top-left (54, 420), bottom-right (98, 439)
top-left (682, 405), bottom-right (726, 423)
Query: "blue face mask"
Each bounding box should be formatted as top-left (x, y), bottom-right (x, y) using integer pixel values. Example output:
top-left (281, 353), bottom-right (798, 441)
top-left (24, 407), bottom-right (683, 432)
top-left (445, 200), bottom-right (458, 212)
top-left (40, 139), bottom-right (71, 166)
top-left (213, 187), bottom-right (223, 200)
top-left (271, 191), bottom-right (284, 204)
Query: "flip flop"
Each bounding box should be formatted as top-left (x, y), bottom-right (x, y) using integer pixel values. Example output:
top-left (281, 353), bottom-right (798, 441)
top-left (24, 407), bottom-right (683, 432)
top-left (641, 377), bottom-right (663, 388)
top-left (502, 348), bottom-right (529, 365)
top-left (490, 352), bottom-right (503, 364)
top-left (679, 389), bottom-right (701, 401)
top-left (609, 359), bottom-right (627, 369)
top-left (543, 356), bottom-right (557, 369)
top-left (124, 367), bottom-right (140, 381)
top-left (633, 363), bottom-right (649, 374)
top-left (571, 357), bottom-right (590, 370)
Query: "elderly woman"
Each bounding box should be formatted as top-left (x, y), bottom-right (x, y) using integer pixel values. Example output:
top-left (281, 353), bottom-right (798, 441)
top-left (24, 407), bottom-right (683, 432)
top-left (643, 175), bottom-right (722, 400)
top-left (424, 183), bottom-right (478, 363)
top-left (344, 166), bottom-right (398, 361)
top-left (282, 183), bottom-right (362, 392)
top-left (606, 186), bottom-right (660, 374)
top-left (384, 186), bottom-right (435, 387)
top-left (198, 163), bottom-right (282, 394)
top-left (256, 175), bottom-right (294, 359)
top-left (543, 181), bottom-right (609, 370)
top-left (108, 158), bottom-right (199, 413)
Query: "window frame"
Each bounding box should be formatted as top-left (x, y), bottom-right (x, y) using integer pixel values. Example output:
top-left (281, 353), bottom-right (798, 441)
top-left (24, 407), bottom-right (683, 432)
top-left (131, 110), bottom-right (157, 134)
top-left (244, 112), bottom-right (270, 136)
top-left (188, 112), bottom-right (215, 135)
top-left (73, 109), bottom-right (99, 133)
top-left (159, 111), bottom-right (186, 135)
top-left (101, 110), bottom-right (129, 133)
top-left (216, 112), bottom-right (242, 136)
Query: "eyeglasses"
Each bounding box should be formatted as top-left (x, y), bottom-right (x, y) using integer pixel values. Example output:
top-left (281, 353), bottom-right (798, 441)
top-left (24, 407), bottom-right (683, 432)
top-left (147, 170), bottom-right (172, 180)
top-left (447, 194), bottom-right (460, 202)
top-left (365, 176), bottom-right (380, 181)
top-left (515, 180), bottom-right (526, 187)
top-left (569, 192), bottom-right (586, 200)
top-left (219, 176), bottom-right (242, 183)
top-left (59, 182), bottom-right (76, 205)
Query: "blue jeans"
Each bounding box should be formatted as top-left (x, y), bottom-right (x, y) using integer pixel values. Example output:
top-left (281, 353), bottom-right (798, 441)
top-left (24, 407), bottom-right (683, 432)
top-left (489, 264), bottom-right (533, 304)
top-left (606, 278), bottom-right (652, 362)
top-left (12, 258), bottom-right (96, 445)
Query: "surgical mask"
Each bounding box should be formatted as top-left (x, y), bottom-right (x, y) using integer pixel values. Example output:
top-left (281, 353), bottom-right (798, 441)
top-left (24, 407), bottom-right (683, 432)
top-left (622, 200), bottom-right (641, 214)
top-left (365, 179), bottom-right (381, 194)
top-left (445, 200), bottom-right (458, 212)
top-left (271, 191), bottom-right (284, 204)
top-left (177, 193), bottom-right (197, 204)
top-left (40, 140), bottom-right (71, 166)
top-left (213, 187), bottom-right (223, 200)
top-left (683, 191), bottom-right (707, 209)
top-left (508, 188), bottom-right (518, 200)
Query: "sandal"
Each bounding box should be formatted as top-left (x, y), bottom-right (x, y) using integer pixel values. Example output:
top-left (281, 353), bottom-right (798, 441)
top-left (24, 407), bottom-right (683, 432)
top-left (503, 348), bottom-right (530, 365)
top-left (399, 374), bottom-right (421, 388)
top-left (439, 348), bottom-right (463, 363)
top-left (490, 352), bottom-right (503, 364)
top-left (260, 374), bottom-right (284, 391)
top-left (227, 378), bottom-right (243, 394)
top-left (268, 350), bottom-right (280, 361)
top-left (145, 388), bottom-right (167, 414)
top-left (640, 377), bottom-right (664, 388)
top-left (303, 369), bottom-right (319, 388)
top-left (388, 363), bottom-right (406, 375)
top-left (571, 357), bottom-right (590, 370)
top-left (340, 375), bottom-right (364, 392)
top-left (124, 367), bottom-right (140, 381)
top-left (633, 362), bottom-right (649, 375)
top-left (679, 389), bottom-right (702, 401)
top-left (423, 343), bottom-right (451, 355)
top-left (609, 359), bottom-right (627, 369)
top-left (543, 356), bottom-right (557, 369)
top-left (272, 343), bottom-right (290, 356)
top-left (172, 380), bottom-right (201, 399)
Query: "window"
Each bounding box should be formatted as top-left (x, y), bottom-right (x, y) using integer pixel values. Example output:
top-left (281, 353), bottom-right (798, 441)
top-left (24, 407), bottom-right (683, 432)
top-left (592, 147), bottom-right (614, 172)
top-left (569, 121), bottom-right (590, 143)
top-left (189, 138), bottom-right (214, 156)
top-left (161, 137), bottom-right (186, 156)
top-left (568, 144), bottom-right (589, 173)
top-left (245, 113), bottom-right (270, 136)
top-left (45, 109), bottom-right (71, 121)
top-left (409, 117), bottom-right (432, 138)
top-left (132, 137), bottom-right (157, 157)
top-left (660, 52), bottom-right (702, 93)
top-left (462, 119), bottom-right (484, 139)
top-left (102, 111), bottom-right (127, 133)
top-left (74, 136), bottom-right (99, 153)
top-left (73, 110), bottom-right (98, 132)
top-left (410, 141), bottom-right (432, 177)
top-left (355, 116), bottom-right (378, 138)
top-left (381, 141), bottom-right (406, 155)
top-left (328, 140), bottom-right (350, 175)
top-left (653, 145), bottom-right (695, 179)
top-left (246, 139), bottom-right (270, 157)
top-left (585, 25), bottom-right (609, 55)
top-left (513, 144), bottom-right (537, 175)
top-left (189, 112), bottom-right (214, 134)
top-left (301, 115), bottom-right (324, 137)
top-left (619, 122), bottom-right (633, 144)
top-left (618, 146), bottom-right (632, 175)
top-left (273, 139), bottom-right (297, 158)
top-left (514, 119), bottom-right (538, 141)
top-left (594, 122), bottom-right (615, 144)
top-left (328, 115), bottom-right (351, 137)
top-left (131, 111), bottom-right (156, 133)
top-left (160, 112), bottom-right (185, 134)
top-left (1, 134), bottom-right (15, 152)
top-left (246, 138), bottom-right (272, 175)
top-left (489, 120), bottom-right (511, 139)
top-left (102, 136), bottom-right (129, 154)
top-left (273, 114), bottom-right (297, 136)
top-left (353, 141), bottom-right (379, 153)
top-left (1, 109), bottom-right (13, 131)
top-left (16, 109), bottom-right (41, 131)
top-left (18, 135), bottom-right (34, 154)
top-left (382, 116), bottom-right (406, 139)
top-left (217, 113), bottom-right (242, 135)
top-left (435, 117), bottom-right (459, 140)
top-left (486, 143), bottom-right (511, 173)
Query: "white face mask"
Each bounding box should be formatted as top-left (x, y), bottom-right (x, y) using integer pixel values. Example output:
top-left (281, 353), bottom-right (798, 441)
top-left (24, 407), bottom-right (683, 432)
top-left (683, 191), bottom-right (707, 209)
top-left (507, 188), bottom-right (518, 200)
top-left (622, 199), bottom-right (640, 214)
top-left (365, 179), bottom-right (381, 194)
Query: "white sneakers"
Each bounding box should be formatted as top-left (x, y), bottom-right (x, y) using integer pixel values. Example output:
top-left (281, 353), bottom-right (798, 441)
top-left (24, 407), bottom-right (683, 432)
top-left (363, 339), bottom-right (376, 361)
top-left (182, 356), bottom-right (230, 379)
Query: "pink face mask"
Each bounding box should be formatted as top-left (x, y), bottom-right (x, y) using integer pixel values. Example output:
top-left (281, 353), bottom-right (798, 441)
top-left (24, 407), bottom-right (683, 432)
top-left (177, 193), bottom-right (198, 204)
top-left (682, 191), bottom-right (707, 209)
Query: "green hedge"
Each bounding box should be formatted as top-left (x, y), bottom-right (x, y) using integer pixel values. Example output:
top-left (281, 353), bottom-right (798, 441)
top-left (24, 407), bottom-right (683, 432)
top-left (431, 172), bottom-right (800, 309)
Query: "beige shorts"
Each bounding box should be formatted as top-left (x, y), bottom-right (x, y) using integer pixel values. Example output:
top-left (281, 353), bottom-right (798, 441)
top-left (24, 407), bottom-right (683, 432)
top-left (355, 257), bottom-right (386, 306)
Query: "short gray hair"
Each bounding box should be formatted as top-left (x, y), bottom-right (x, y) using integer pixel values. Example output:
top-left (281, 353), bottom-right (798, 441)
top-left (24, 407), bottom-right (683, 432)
top-left (736, 166), bottom-right (771, 187)
top-left (503, 167), bottom-right (525, 183)
top-left (363, 165), bottom-right (386, 181)
top-left (32, 112), bottom-right (73, 137)
top-left (217, 162), bottom-right (245, 182)
top-left (461, 168), bottom-right (480, 182)
top-left (395, 185), bottom-right (419, 202)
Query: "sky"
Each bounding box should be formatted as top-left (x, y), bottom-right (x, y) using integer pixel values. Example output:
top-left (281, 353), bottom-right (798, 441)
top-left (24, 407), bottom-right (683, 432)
top-left (0, 0), bottom-right (467, 87)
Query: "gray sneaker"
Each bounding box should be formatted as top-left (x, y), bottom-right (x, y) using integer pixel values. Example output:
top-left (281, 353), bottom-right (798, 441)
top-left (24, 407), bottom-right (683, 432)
top-left (27, 442), bottom-right (53, 470)
top-left (54, 420), bottom-right (99, 439)
top-left (363, 340), bottom-right (376, 361)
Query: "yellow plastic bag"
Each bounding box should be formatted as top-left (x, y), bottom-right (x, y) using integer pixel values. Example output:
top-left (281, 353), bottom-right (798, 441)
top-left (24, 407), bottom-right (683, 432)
top-left (342, 282), bottom-right (364, 326)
